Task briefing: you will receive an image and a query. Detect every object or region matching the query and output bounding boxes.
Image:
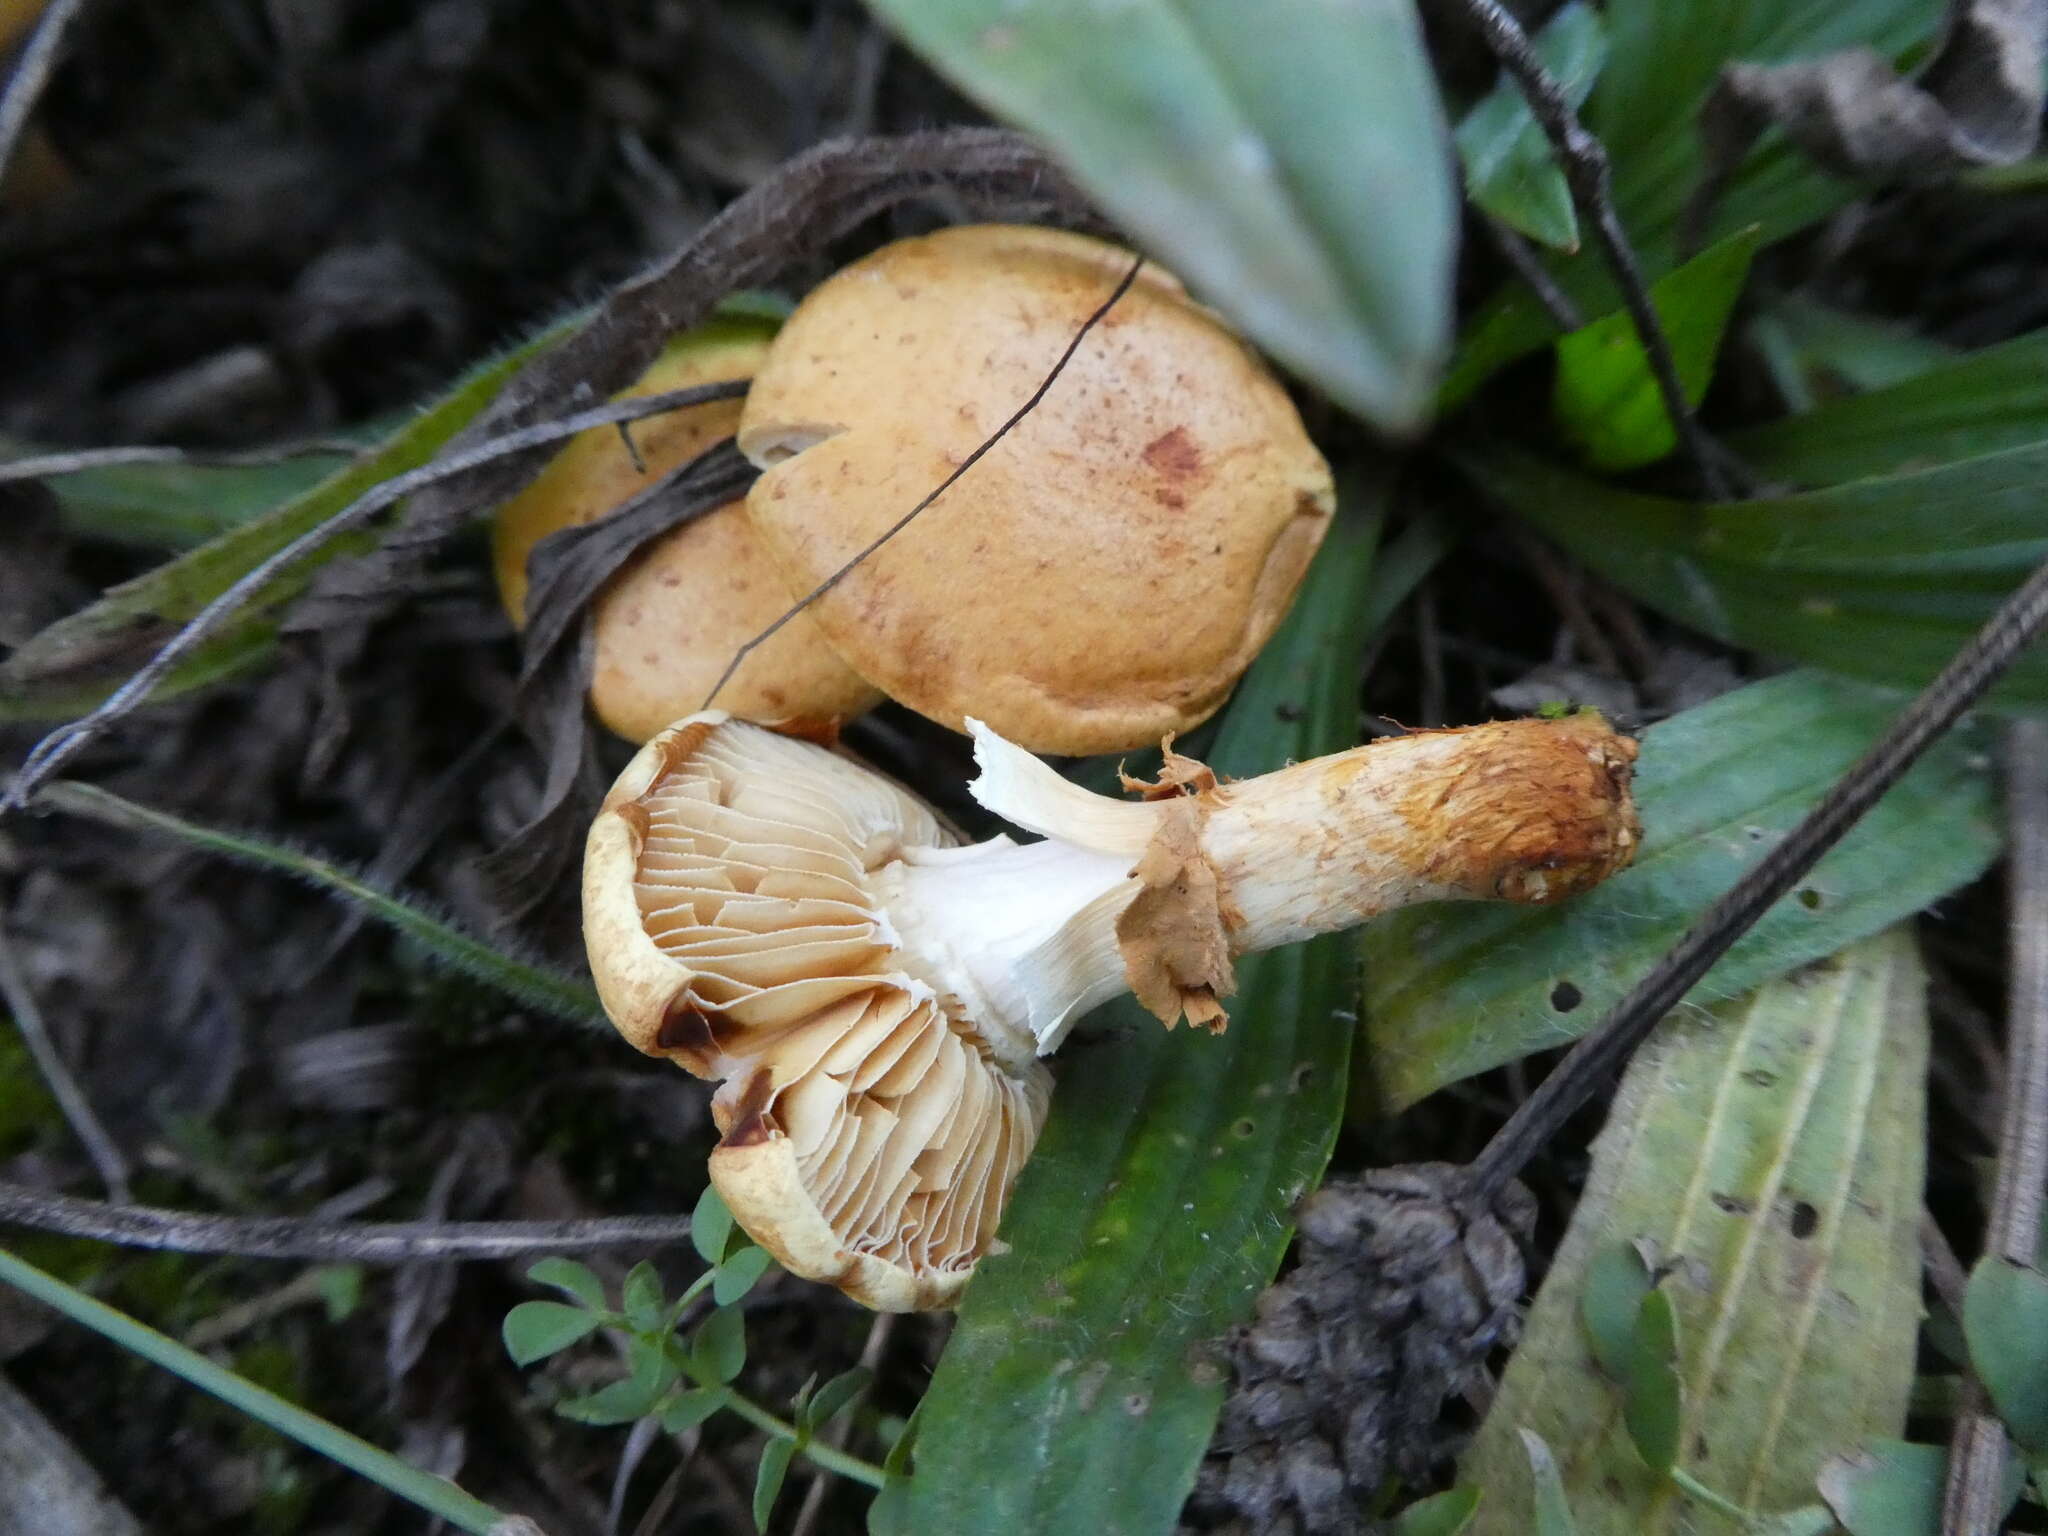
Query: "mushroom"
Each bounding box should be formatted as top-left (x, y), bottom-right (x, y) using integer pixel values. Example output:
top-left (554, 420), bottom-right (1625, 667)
top-left (585, 708), bottom-right (1640, 1310)
top-left (735, 224), bottom-right (1337, 755)
top-left (491, 316), bottom-right (882, 742)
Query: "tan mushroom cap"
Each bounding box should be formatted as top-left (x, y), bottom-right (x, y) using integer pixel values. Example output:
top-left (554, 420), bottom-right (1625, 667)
top-left (491, 317), bottom-right (882, 742)
top-left (737, 224), bottom-right (1337, 756)
top-left (583, 713), bottom-right (1051, 1311)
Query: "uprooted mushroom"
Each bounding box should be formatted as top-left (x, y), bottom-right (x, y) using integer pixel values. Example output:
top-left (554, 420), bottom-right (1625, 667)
top-left (583, 710), bottom-right (1640, 1311)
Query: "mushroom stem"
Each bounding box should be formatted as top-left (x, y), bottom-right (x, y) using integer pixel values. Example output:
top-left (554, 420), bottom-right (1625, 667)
top-left (923, 712), bottom-right (1641, 1053)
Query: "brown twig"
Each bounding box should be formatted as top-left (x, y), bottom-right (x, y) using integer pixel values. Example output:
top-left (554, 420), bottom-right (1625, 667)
top-left (0, 1182), bottom-right (693, 1262)
top-left (0, 0), bottom-right (85, 188)
top-left (1470, 548), bottom-right (2048, 1201)
top-left (0, 381), bottom-right (745, 815)
top-left (0, 924), bottom-right (131, 1203)
top-left (1449, 0), bottom-right (1732, 500)
top-left (1943, 716), bottom-right (2048, 1532)
top-left (699, 253), bottom-right (1147, 709)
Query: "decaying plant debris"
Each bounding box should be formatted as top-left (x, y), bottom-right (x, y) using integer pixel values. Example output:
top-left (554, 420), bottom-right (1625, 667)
top-left (5, 2), bottom-right (2048, 1533)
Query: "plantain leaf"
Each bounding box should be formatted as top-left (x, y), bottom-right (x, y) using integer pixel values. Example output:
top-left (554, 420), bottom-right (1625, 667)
top-left (1458, 438), bottom-right (2048, 707)
top-left (863, 0), bottom-right (1457, 434)
top-left (1360, 671), bottom-right (1997, 1107)
top-left (897, 506), bottom-right (1383, 1532)
top-left (1460, 929), bottom-right (1929, 1533)
top-left (0, 321), bottom-right (573, 722)
top-left (1551, 225), bottom-right (1759, 472)
top-left (1455, 3), bottom-right (1608, 252)
top-left (1734, 325), bottom-right (2048, 487)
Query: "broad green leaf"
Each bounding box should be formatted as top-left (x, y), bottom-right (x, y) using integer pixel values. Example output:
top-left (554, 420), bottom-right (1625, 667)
top-left (526, 1257), bottom-right (606, 1312)
top-left (1734, 326), bottom-right (2048, 486)
top-left (753, 1437), bottom-right (796, 1532)
top-left (622, 1262), bottom-right (664, 1333)
top-left (1440, 0), bottom-right (1939, 405)
top-left (1460, 439), bottom-right (2048, 707)
top-left (39, 781), bottom-right (603, 1027)
top-left (1581, 1242), bottom-right (1654, 1381)
top-left (660, 1387), bottom-right (723, 1434)
top-left (1963, 1257), bottom-right (2048, 1454)
top-left (864, 0), bottom-right (1457, 433)
top-left (1361, 671), bottom-right (1997, 1106)
top-left (1455, 4), bottom-right (1608, 251)
top-left (1816, 1441), bottom-right (1944, 1536)
top-left (713, 1245), bottom-right (773, 1307)
top-left (692, 1185), bottom-right (738, 1269)
top-left (502, 1301), bottom-right (602, 1366)
top-left (691, 1306), bottom-right (747, 1386)
top-left (1622, 1290), bottom-right (1682, 1475)
top-left (1397, 1486), bottom-right (1482, 1536)
top-left (1552, 225), bottom-right (1759, 471)
top-left (898, 506), bottom-right (1382, 1531)
top-left (1521, 1430), bottom-right (1584, 1536)
top-left (801, 1367), bottom-right (873, 1433)
top-left (1461, 930), bottom-right (1928, 1533)
top-left (0, 321), bottom-right (569, 722)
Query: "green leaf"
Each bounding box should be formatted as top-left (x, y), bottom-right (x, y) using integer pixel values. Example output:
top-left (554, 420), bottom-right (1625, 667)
top-left (1735, 324), bottom-right (2048, 486)
top-left (753, 1437), bottom-right (796, 1533)
top-left (1520, 1430), bottom-right (1584, 1536)
top-left (526, 1257), bottom-right (607, 1312)
top-left (1622, 1290), bottom-right (1681, 1474)
top-left (691, 1306), bottom-right (747, 1386)
top-left (1461, 438), bottom-right (2048, 707)
top-left (1455, 4), bottom-right (1607, 251)
top-left (38, 781), bottom-right (604, 1027)
top-left (660, 1387), bottom-right (724, 1434)
top-left (621, 1262), bottom-right (664, 1334)
top-left (800, 1367), bottom-right (873, 1433)
top-left (1744, 294), bottom-right (1958, 415)
top-left (1439, 0), bottom-right (1937, 408)
top-left (9, 443), bottom-right (357, 550)
top-left (0, 321), bottom-right (569, 722)
top-left (864, 0), bottom-right (1457, 433)
top-left (313, 1264), bottom-right (364, 1324)
top-left (1552, 224), bottom-right (1759, 471)
top-left (692, 1184), bottom-right (737, 1269)
top-left (713, 1245), bottom-right (774, 1308)
top-left (1963, 1257), bottom-right (2048, 1454)
top-left (898, 504), bottom-right (1383, 1530)
top-left (1460, 929), bottom-right (1930, 1532)
top-left (1580, 1242), bottom-right (1653, 1381)
top-left (501, 1302), bottom-right (602, 1367)
top-left (558, 1374), bottom-right (665, 1427)
top-left (1816, 1441), bottom-right (1947, 1536)
top-left (1396, 1485), bottom-right (1482, 1536)
top-left (1361, 671), bottom-right (1998, 1107)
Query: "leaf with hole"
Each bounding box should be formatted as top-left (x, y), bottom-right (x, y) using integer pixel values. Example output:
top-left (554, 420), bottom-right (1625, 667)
top-left (502, 1301), bottom-right (602, 1367)
top-left (1455, 3), bottom-right (1607, 251)
top-left (1361, 671), bottom-right (1998, 1107)
top-left (1963, 1257), bottom-right (2048, 1455)
top-left (1460, 929), bottom-right (1929, 1532)
top-left (895, 506), bottom-right (1381, 1530)
top-left (864, 0), bottom-right (1457, 433)
top-left (526, 1257), bottom-right (606, 1312)
top-left (1551, 224), bottom-right (1759, 471)
top-left (691, 1305), bottom-right (747, 1386)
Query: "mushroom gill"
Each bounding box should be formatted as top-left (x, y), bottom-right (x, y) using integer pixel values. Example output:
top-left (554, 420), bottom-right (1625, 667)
top-left (583, 714), bottom-right (1051, 1312)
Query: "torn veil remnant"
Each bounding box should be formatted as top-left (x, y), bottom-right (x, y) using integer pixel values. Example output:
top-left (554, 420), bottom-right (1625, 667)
top-left (584, 710), bottom-right (1640, 1310)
